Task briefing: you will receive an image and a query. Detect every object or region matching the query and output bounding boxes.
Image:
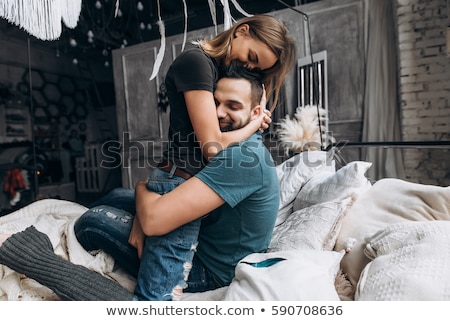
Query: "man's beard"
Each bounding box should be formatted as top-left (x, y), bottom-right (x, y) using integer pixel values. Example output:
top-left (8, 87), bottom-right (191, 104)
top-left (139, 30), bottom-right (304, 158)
top-left (219, 119), bottom-right (248, 132)
top-left (219, 119), bottom-right (234, 132)
top-left (220, 124), bottom-right (234, 132)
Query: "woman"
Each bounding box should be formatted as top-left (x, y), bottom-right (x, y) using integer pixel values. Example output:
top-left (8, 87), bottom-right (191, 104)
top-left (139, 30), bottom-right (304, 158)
top-left (75, 14), bottom-right (297, 300)
top-left (165, 14), bottom-right (297, 169)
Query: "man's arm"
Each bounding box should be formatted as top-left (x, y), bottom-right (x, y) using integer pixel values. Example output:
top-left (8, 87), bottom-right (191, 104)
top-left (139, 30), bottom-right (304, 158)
top-left (135, 177), bottom-right (225, 236)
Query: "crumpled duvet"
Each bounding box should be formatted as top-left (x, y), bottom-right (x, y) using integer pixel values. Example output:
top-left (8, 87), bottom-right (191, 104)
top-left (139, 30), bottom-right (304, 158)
top-left (0, 199), bottom-right (127, 300)
top-left (0, 199), bottom-right (224, 301)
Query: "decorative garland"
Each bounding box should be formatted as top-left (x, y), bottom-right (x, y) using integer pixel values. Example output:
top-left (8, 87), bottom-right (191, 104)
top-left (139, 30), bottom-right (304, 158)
top-left (0, 0), bottom-right (82, 40)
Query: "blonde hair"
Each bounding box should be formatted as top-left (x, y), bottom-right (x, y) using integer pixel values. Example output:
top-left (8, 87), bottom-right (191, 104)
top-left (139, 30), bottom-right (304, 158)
top-left (195, 15), bottom-right (296, 112)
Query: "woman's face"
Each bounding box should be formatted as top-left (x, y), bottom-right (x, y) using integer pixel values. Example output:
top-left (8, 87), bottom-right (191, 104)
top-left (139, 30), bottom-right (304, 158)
top-left (225, 24), bottom-right (278, 71)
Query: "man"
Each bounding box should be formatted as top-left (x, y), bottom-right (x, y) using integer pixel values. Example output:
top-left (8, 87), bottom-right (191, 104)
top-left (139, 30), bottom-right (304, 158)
top-left (0, 64), bottom-right (280, 301)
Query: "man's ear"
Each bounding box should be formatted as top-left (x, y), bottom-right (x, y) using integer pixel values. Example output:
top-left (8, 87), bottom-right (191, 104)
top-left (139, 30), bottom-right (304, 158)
top-left (250, 105), bottom-right (261, 120)
top-left (235, 24), bottom-right (250, 37)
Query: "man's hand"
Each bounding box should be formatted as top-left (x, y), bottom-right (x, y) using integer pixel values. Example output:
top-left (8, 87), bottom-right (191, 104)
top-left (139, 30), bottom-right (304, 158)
top-left (128, 217), bottom-right (145, 259)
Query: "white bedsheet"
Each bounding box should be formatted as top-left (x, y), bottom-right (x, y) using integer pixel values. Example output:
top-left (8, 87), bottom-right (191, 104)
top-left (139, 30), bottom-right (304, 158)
top-left (0, 199), bottom-right (120, 300)
top-left (0, 199), bottom-right (227, 301)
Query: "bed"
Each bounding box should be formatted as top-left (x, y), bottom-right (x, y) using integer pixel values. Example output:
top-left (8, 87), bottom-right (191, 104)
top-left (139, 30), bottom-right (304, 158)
top-left (0, 150), bottom-right (449, 301)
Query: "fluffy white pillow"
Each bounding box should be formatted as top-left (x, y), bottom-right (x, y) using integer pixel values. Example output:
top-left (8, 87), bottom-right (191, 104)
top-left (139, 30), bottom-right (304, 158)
top-left (293, 161), bottom-right (372, 211)
top-left (335, 178), bottom-right (450, 288)
top-left (276, 151), bottom-right (335, 226)
top-left (224, 250), bottom-right (344, 301)
top-left (356, 221), bottom-right (450, 300)
top-left (268, 196), bottom-right (354, 252)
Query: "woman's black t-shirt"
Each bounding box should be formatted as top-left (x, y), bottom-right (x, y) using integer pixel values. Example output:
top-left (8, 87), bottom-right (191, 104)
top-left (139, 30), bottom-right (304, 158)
top-left (164, 45), bottom-right (220, 176)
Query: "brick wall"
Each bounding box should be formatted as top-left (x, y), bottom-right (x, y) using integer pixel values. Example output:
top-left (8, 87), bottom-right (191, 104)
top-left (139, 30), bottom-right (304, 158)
top-left (396, 0), bottom-right (450, 186)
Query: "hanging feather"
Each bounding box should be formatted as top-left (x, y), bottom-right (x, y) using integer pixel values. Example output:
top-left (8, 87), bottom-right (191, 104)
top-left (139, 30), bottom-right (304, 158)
top-left (114, 0), bottom-right (120, 17)
top-left (230, 0), bottom-right (253, 17)
top-left (207, 0), bottom-right (218, 35)
top-left (149, 0), bottom-right (165, 81)
top-left (181, 0), bottom-right (188, 53)
top-left (220, 0), bottom-right (232, 31)
top-left (149, 19), bottom-right (166, 81)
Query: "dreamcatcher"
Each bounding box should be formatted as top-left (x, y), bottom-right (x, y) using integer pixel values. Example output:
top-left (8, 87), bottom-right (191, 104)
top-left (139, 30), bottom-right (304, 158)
top-left (157, 81), bottom-right (169, 113)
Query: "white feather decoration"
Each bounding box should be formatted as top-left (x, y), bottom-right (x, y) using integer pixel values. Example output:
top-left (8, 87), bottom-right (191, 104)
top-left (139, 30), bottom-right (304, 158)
top-left (207, 0), bottom-right (218, 35)
top-left (149, 19), bottom-right (166, 81)
top-left (230, 0), bottom-right (253, 17)
top-left (220, 0), bottom-right (232, 31)
top-left (277, 105), bottom-right (333, 154)
top-left (149, 0), bottom-right (165, 81)
top-left (181, 0), bottom-right (188, 53)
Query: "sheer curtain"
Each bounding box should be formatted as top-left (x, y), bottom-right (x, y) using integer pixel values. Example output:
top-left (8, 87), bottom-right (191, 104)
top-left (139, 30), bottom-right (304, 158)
top-left (362, 0), bottom-right (405, 180)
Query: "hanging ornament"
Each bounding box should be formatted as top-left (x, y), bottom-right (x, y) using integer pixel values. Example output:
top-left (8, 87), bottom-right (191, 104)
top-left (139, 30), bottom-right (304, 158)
top-left (149, 0), bottom-right (165, 81)
top-left (157, 82), bottom-right (169, 113)
top-left (115, 0), bottom-right (120, 17)
top-left (221, 0), bottom-right (232, 30)
top-left (0, 0), bottom-right (82, 40)
top-left (87, 30), bottom-right (94, 43)
top-left (230, 0), bottom-right (253, 17)
top-left (95, 1), bottom-right (102, 9)
top-left (207, 0), bottom-right (218, 35)
top-left (70, 38), bottom-right (77, 47)
top-left (72, 58), bottom-right (78, 65)
top-left (137, 2), bottom-right (144, 11)
top-left (181, 0), bottom-right (187, 52)
top-left (140, 22), bottom-right (145, 30)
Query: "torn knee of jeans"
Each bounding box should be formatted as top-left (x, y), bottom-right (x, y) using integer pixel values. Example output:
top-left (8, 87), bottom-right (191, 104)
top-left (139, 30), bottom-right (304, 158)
top-left (182, 261), bottom-right (193, 281)
top-left (92, 207), bottom-right (118, 220)
top-left (171, 258), bottom-right (195, 300)
top-left (171, 285), bottom-right (184, 300)
top-left (120, 215), bottom-right (133, 223)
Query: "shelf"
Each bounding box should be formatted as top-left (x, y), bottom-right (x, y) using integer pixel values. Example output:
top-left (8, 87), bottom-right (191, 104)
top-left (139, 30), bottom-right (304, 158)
top-left (0, 103), bottom-right (32, 142)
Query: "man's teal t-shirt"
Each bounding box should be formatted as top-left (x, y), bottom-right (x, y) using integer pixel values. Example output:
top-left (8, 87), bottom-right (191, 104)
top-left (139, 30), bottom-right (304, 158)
top-left (195, 132), bottom-right (280, 287)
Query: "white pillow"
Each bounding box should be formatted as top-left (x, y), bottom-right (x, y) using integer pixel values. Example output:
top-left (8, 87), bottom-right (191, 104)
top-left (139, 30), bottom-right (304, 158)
top-left (356, 221), bottom-right (450, 300)
top-left (268, 196), bottom-right (354, 252)
top-left (276, 151), bottom-right (335, 226)
top-left (335, 178), bottom-right (450, 288)
top-left (224, 250), bottom-right (344, 301)
top-left (293, 161), bottom-right (372, 211)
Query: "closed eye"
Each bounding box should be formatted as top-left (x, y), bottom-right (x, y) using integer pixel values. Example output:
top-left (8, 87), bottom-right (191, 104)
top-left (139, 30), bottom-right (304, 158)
top-left (227, 102), bottom-right (243, 111)
top-left (248, 51), bottom-right (258, 64)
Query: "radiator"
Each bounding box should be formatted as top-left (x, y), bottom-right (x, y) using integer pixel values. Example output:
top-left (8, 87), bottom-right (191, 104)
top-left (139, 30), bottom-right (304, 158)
top-left (75, 143), bottom-right (107, 193)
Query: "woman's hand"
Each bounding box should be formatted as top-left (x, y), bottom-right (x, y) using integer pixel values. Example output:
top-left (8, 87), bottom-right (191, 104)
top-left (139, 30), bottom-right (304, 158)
top-left (258, 85), bottom-right (271, 132)
top-left (259, 109), bottom-right (272, 132)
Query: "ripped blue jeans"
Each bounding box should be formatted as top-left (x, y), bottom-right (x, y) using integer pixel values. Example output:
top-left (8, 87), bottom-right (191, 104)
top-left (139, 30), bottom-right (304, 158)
top-left (74, 168), bottom-right (214, 300)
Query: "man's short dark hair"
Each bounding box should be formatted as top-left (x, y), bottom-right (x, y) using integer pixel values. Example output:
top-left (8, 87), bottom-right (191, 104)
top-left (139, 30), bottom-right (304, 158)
top-left (219, 63), bottom-right (264, 106)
